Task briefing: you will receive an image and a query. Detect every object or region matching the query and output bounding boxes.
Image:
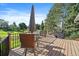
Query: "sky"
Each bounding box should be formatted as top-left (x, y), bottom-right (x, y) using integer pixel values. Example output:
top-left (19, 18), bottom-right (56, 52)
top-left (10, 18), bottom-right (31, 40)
top-left (0, 3), bottom-right (54, 26)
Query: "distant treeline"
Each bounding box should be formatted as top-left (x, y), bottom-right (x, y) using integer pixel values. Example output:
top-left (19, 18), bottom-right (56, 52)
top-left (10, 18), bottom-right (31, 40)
top-left (0, 19), bottom-right (44, 32)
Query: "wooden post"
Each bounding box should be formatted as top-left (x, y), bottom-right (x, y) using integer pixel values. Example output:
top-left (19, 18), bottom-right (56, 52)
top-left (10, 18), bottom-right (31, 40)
top-left (25, 48), bottom-right (27, 56)
top-left (0, 40), bottom-right (1, 56)
top-left (8, 33), bottom-right (11, 50)
top-left (33, 48), bottom-right (36, 56)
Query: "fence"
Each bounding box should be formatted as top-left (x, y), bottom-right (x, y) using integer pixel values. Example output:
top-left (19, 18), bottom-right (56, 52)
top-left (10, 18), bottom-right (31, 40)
top-left (0, 36), bottom-right (10, 56)
top-left (0, 32), bottom-right (43, 56)
top-left (9, 33), bottom-right (21, 49)
top-left (0, 33), bottom-right (21, 56)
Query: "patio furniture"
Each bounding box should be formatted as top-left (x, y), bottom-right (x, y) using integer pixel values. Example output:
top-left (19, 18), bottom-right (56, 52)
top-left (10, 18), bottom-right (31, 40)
top-left (40, 31), bottom-right (47, 37)
top-left (19, 34), bottom-right (38, 56)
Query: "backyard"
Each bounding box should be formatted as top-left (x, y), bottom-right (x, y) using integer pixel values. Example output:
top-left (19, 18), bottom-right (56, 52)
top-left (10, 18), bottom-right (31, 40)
top-left (0, 3), bottom-right (79, 56)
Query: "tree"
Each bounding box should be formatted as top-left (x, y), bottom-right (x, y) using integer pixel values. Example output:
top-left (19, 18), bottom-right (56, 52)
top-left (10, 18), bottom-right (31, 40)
top-left (45, 4), bottom-right (66, 33)
top-left (0, 19), bottom-right (9, 31)
top-left (36, 24), bottom-right (40, 30)
top-left (9, 22), bottom-right (18, 31)
top-left (40, 21), bottom-right (44, 31)
top-left (45, 3), bottom-right (79, 39)
top-left (19, 23), bottom-right (27, 31)
top-left (64, 3), bottom-right (79, 38)
top-left (13, 22), bottom-right (17, 31)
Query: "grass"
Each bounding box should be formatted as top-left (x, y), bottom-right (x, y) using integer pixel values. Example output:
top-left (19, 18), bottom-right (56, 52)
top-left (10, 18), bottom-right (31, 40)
top-left (0, 30), bottom-right (8, 40)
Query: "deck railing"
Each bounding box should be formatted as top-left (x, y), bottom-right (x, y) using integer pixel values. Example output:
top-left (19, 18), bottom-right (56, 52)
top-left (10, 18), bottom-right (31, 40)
top-left (10, 33), bottom-right (21, 49)
top-left (0, 35), bottom-right (10, 56)
top-left (0, 31), bottom-right (45, 56)
top-left (0, 33), bottom-right (21, 56)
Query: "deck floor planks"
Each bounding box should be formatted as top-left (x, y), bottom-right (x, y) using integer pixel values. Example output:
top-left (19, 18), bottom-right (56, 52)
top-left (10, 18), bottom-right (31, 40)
top-left (52, 39), bottom-right (60, 56)
top-left (59, 39), bottom-right (65, 56)
top-left (64, 40), bottom-right (68, 56)
top-left (73, 40), bottom-right (79, 56)
top-left (52, 39), bottom-right (61, 56)
top-left (67, 40), bottom-right (72, 56)
top-left (70, 40), bottom-right (73, 56)
top-left (71, 40), bottom-right (76, 56)
top-left (9, 36), bottom-right (79, 56)
top-left (55, 39), bottom-right (63, 56)
top-left (62, 39), bottom-right (66, 56)
top-left (76, 41), bottom-right (79, 55)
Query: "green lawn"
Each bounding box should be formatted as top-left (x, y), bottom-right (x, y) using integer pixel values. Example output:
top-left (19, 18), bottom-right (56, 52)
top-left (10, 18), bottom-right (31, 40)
top-left (0, 30), bottom-right (8, 40)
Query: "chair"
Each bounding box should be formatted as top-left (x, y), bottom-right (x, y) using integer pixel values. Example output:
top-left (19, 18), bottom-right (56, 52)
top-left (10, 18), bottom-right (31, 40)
top-left (19, 34), bottom-right (36, 56)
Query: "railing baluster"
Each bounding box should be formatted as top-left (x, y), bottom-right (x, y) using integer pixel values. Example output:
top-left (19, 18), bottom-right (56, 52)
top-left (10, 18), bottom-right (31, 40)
top-left (16, 33), bottom-right (17, 47)
top-left (0, 32), bottom-right (21, 56)
top-left (14, 33), bottom-right (15, 48)
top-left (16, 33), bottom-right (18, 47)
top-left (9, 33), bottom-right (21, 49)
top-left (15, 33), bottom-right (16, 48)
top-left (15, 33), bottom-right (17, 48)
top-left (13, 34), bottom-right (15, 48)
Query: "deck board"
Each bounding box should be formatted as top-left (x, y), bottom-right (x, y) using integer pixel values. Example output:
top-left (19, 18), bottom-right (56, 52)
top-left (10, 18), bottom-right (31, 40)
top-left (9, 35), bottom-right (79, 56)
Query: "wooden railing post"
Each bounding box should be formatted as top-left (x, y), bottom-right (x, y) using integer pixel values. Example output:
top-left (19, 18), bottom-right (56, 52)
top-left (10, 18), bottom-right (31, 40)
top-left (0, 40), bottom-right (1, 56)
top-left (0, 32), bottom-right (11, 56)
top-left (8, 33), bottom-right (11, 50)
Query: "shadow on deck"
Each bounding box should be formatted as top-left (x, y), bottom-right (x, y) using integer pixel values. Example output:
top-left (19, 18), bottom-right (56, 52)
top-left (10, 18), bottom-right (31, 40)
top-left (45, 45), bottom-right (65, 56)
top-left (9, 38), bottom-right (65, 56)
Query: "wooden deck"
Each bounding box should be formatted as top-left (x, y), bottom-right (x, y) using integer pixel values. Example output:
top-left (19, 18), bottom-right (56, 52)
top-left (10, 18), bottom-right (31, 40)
top-left (9, 35), bottom-right (79, 56)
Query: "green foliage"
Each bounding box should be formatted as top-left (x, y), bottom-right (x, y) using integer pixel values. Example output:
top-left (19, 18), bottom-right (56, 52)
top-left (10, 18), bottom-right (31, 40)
top-left (45, 4), bottom-right (66, 33)
top-left (40, 21), bottom-right (44, 31)
top-left (19, 23), bottom-right (27, 31)
top-left (9, 22), bottom-right (18, 31)
top-left (0, 19), bottom-right (28, 32)
top-left (36, 24), bottom-right (40, 30)
top-left (64, 3), bottom-right (79, 39)
top-left (45, 3), bottom-right (79, 39)
top-left (0, 19), bottom-right (9, 31)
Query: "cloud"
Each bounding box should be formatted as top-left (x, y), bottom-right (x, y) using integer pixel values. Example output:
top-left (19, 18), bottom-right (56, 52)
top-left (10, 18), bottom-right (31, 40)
top-left (0, 8), bottom-right (46, 26)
